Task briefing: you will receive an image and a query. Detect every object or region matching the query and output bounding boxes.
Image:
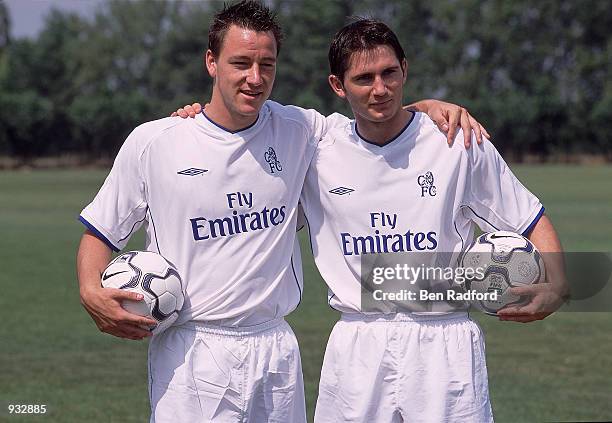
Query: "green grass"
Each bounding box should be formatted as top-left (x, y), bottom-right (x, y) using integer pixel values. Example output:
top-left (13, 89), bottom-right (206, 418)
top-left (0, 165), bottom-right (610, 422)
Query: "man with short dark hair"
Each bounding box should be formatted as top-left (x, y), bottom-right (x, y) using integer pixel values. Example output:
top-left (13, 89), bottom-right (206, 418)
top-left (299, 19), bottom-right (567, 422)
top-left (80, 3), bottom-right (316, 421)
top-left (79, 1), bottom-right (489, 422)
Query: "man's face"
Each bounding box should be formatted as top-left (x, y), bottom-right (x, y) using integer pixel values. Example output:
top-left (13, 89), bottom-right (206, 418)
top-left (330, 45), bottom-right (406, 123)
top-left (206, 25), bottom-right (277, 120)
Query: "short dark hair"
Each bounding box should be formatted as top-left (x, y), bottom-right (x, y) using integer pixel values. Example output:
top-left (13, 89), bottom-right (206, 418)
top-left (328, 19), bottom-right (406, 82)
top-left (208, 0), bottom-right (283, 56)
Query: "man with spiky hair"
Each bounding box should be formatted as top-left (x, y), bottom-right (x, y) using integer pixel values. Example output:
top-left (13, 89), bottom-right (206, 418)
top-left (79, 3), bottom-right (315, 421)
top-left (79, 1), bottom-right (488, 422)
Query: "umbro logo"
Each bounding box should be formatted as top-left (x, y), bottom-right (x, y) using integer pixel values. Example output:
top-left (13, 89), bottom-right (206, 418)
top-left (177, 168), bottom-right (208, 176)
top-left (329, 187), bottom-right (354, 195)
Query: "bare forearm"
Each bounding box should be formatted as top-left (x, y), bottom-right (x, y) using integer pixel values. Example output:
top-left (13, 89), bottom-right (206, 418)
top-left (76, 231), bottom-right (155, 339)
top-left (404, 99), bottom-right (433, 112)
top-left (402, 99), bottom-right (489, 146)
top-left (498, 214), bottom-right (568, 321)
top-left (527, 215), bottom-right (568, 296)
top-left (77, 231), bottom-right (112, 295)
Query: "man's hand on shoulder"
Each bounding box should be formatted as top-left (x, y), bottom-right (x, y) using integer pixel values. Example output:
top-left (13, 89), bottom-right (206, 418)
top-left (406, 99), bottom-right (490, 147)
top-left (171, 102), bottom-right (203, 118)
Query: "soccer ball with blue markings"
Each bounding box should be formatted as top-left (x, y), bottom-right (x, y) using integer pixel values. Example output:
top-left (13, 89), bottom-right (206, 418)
top-left (101, 251), bottom-right (184, 335)
top-left (459, 231), bottom-right (545, 315)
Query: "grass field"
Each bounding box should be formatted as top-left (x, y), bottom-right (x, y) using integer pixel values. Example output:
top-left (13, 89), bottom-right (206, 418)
top-left (1, 165), bottom-right (611, 422)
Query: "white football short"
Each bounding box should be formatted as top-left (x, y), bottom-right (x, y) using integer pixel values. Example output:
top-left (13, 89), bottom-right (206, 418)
top-left (148, 318), bottom-right (306, 423)
top-left (314, 312), bottom-right (493, 423)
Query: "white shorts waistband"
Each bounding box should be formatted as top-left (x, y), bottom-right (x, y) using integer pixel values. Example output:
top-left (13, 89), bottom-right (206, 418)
top-left (340, 312), bottom-right (469, 323)
top-left (177, 317), bottom-right (285, 337)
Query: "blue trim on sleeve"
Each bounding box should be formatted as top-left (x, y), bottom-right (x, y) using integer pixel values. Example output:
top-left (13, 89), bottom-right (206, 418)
top-left (78, 215), bottom-right (120, 252)
top-left (521, 206), bottom-right (545, 237)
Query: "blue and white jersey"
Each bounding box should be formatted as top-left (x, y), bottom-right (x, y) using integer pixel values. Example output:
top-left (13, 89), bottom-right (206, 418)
top-left (81, 100), bottom-right (331, 326)
top-left (300, 112), bottom-right (544, 314)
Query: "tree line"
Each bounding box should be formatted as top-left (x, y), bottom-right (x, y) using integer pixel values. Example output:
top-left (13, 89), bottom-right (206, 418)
top-left (0, 0), bottom-right (610, 163)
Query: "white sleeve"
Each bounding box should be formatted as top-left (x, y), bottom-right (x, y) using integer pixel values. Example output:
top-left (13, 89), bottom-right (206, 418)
top-left (325, 112), bottom-right (351, 132)
top-left (464, 137), bottom-right (544, 236)
top-left (304, 110), bottom-right (350, 145)
top-left (304, 108), bottom-right (328, 145)
top-left (79, 127), bottom-right (148, 251)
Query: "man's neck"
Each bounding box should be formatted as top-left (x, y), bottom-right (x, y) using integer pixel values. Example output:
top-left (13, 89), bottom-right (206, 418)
top-left (204, 95), bottom-right (258, 132)
top-left (355, 108), bottom-right (413, 146)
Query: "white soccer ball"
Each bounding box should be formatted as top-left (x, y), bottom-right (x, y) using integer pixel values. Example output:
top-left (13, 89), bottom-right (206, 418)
top-left (459, 231), bottom-right (545, 315)
top-left (101, 251), bottom-right (184, 335)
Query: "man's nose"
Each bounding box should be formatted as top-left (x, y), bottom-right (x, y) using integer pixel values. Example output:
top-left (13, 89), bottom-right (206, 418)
top-left (246, 64), bottom-right (262, 86)
top-left (372, 75), bottom-right (387, 96)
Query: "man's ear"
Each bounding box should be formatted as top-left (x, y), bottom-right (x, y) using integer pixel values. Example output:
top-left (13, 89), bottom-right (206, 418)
top-left (401, 58), bottom-right (408, 83)
top-left (205, 49), bottom-right (217, 78)
top-left (328, 74), bottom-right (346, 99)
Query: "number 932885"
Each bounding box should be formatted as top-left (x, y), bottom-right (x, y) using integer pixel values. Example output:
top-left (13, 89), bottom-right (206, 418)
top-left (8, 404), bottom-right (47, 414)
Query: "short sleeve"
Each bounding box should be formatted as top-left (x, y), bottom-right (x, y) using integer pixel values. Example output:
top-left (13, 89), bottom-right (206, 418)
top-left (464, 137), bottom-right (544, 236)
top-left (304, 108), bottom-right (329, 145)
top-left (325, 113), bottom-right (350, 132)
top-left (79, 128), bottom-right (148, 251)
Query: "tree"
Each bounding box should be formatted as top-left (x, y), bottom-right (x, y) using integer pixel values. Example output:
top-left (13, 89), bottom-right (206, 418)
top-left (0, 0), bottom-right (609, 162)
top-left (0, 0), bottom-right (9, 50)
top-left (0, 1), bottom-right (10, 154)
top-left (67, 0), bottom-right (217, 158)
top-left (273, 0), bottom-right (354, 115)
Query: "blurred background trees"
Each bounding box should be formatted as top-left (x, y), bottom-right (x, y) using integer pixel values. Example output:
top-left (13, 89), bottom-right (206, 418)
top-left (0, 0), bottom-right (610, 163)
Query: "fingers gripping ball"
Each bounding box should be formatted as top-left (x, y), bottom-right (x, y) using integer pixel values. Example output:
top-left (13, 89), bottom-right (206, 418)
top-left (101, 251), bottom-right (185, 335)
top-left (459, 231), bottom-right (545, 315)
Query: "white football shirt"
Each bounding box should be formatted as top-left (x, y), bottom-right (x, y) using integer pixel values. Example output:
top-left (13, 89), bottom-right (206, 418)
top-left (81, 101), bottom-right (330, 326)
top-left (300, 112), bottom-right (544, 314)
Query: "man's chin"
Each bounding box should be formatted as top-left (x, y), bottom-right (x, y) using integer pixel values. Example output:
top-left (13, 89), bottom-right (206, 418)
top-left (236, 100), bottom-right (265, 116)
top-left (364, 106), bottom-right (402, 123)
top-left (363, 112), bottom-right (395, 123)
top-left (231, 106), bottom-right (259, 120)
